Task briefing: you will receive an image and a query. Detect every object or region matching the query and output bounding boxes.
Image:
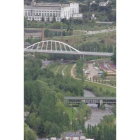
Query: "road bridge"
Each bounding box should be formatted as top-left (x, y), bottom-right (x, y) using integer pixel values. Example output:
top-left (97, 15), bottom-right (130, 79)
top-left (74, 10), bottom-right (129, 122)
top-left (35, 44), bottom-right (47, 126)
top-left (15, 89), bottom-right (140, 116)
top-left (24, 40), bottom-right (113, 57)
top-left (65, 97), bottom-right (116, 108)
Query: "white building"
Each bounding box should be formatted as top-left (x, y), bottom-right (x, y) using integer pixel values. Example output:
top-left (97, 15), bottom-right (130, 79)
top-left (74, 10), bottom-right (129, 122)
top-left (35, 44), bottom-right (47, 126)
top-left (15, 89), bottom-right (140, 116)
top-left (90, 1), bottom-right (96, 5)
top-left (99, 0), bottom-right (110, 6)
top-left (72, 13), bottom-right (83, 19)
top-left (24, 0), bottom-right (82, 22)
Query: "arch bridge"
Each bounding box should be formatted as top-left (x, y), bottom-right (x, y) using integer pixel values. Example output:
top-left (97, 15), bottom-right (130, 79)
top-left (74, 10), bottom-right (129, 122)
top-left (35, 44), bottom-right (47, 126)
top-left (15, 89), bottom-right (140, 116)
top-left (24, 40), bottom-right (113, 57)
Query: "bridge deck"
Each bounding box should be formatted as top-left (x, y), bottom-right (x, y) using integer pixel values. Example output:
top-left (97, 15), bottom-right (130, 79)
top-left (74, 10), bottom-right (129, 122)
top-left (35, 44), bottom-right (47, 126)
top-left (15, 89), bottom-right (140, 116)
top-left (65, 97), bottom-right (116, 100)
top-left (24, 50), bottom-right (113, 57)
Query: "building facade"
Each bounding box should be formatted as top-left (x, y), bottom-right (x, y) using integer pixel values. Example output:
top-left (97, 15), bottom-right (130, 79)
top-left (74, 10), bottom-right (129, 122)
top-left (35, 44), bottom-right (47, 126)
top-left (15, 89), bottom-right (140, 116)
top-left (61, 130), bottom-right (86, 140)
top-left (24, 0), bottom-right (81, 22)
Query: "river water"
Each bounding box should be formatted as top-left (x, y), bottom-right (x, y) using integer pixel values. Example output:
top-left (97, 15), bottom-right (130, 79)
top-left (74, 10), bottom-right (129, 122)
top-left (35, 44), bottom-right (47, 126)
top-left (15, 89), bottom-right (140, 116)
top-left (84, 90), bottom-right (114, 128)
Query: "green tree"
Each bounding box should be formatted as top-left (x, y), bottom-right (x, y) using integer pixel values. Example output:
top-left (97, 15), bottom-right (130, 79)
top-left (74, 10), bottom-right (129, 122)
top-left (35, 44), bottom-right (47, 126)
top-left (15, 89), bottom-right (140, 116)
top-left (30, 102), bottom-right (38, 113)
top-left (24, 123), bottom-right (36, 140)
top-left (24, 17), bottom-right (27, 27)
top-left (49, 123), bottom-right (61, 137)
top-left (111, 47), bottom-right (116, 64)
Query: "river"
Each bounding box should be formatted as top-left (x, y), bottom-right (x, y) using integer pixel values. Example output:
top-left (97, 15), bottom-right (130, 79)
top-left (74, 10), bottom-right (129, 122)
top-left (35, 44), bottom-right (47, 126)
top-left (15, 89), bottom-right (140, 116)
top-left (84, 90), bottom-right (114, 128)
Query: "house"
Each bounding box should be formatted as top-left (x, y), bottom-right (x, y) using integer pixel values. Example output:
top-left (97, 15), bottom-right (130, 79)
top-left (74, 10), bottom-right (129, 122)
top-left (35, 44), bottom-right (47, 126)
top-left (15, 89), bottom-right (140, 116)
top-left (61, 130), bottom-right (86, 140)
top-left (50, 137), bottom-right (61, 140)
top-left (99, 0), bottom-right (110, 6)
top-left (99, 2), bottom-right (107, 6)
top-left (50, 137), bottom-right (56, 140)
top-left (90, 1), bottom-right (96, 5)
top-left (37, 138), bottom-right (48, 140)
top-left (72, 13), bottom-right (83, 19)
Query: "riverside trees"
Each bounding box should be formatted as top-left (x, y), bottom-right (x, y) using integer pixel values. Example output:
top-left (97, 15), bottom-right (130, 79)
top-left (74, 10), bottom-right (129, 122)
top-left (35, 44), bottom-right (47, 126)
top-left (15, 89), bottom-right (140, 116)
top-left (24, 123), bottom-right (36, 140)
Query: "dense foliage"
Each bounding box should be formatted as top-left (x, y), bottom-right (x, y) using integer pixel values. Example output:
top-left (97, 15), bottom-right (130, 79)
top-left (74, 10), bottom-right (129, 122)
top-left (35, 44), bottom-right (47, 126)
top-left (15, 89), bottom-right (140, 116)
top-left (84, 82), bottom-right (116, 97)
top-left (24, 55), bottom-right (89, 138)
top-left (76, 59), bottom-right (84, 79)
top-left (44, 29), bottom-right (73, 38)
top-left (85, 115), bottom-right (116, 140)
top-left (111, 47), bottom-right (116, 64)
top-left (24, 123), bottom-right (37, 140)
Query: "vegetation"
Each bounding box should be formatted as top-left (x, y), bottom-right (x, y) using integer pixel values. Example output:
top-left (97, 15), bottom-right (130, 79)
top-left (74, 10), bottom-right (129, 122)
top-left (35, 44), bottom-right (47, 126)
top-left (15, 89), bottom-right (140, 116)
top-left (44, 29), bottom-right (73, 38)
top-left (111, 47), bottom-right (116, 64)
top-left (85, 115), bottom-right (116, 140)
top-left (24, 123), bottom-right (37, 140)
top-left (24, 56), bottom-right (90, 137)
top-left (76, 59), bottom-right (84, 79)
top-left (84, 82), bottom-right (116, 97)
top-left (63, 63), bottom-right (74, 77)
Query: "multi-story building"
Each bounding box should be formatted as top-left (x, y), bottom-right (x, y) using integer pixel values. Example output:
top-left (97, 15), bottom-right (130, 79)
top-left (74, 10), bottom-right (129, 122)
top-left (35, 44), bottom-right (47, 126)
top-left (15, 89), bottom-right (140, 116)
top-left (24, 0), bottom-right (82, 22)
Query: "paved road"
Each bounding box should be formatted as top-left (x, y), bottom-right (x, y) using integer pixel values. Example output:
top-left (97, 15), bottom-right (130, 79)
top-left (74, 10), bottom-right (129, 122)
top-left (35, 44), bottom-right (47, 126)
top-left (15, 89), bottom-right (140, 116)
top-left (87, 28), bottom-right (116, 35)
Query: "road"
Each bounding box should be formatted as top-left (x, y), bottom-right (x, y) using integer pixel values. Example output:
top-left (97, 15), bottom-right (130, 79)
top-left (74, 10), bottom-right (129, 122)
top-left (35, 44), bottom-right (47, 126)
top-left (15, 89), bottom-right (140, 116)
top-left (87, 28), bottom-right (116, 35)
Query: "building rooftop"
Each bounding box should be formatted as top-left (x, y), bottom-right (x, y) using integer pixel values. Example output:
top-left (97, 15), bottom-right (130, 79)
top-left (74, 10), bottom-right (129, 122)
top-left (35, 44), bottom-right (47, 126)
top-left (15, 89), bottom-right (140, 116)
top-left (37, 138), bottom-right (47, 140)
top-left (62, 132), bottom-right (84, 137)
top-left (24, 5), bottom-right (61, 10)
top-left (35, 2), bottom-right (70, 7)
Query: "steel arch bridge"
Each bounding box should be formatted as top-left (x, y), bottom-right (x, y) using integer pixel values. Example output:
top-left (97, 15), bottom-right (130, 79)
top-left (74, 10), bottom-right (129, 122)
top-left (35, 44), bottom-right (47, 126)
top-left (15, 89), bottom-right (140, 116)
top-left (24, 40), bottom-right (113, 57)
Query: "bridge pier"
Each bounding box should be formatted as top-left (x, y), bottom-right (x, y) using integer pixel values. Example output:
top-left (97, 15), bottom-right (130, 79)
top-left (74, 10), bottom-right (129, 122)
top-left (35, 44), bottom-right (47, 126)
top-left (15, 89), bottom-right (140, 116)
top-left (109, 56), bottom-right (111, 61)
top-left (82, 55), bottom-right (86, 62)
top-left (104, 57), bottom-right (106, 64)
top-left (97, 103), bottom-right (100, 108)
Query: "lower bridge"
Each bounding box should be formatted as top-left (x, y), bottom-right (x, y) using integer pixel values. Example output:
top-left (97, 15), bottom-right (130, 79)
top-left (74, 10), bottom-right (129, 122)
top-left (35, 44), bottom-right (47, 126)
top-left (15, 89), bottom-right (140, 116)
top-left (65, 97), bottom-right (116, 108)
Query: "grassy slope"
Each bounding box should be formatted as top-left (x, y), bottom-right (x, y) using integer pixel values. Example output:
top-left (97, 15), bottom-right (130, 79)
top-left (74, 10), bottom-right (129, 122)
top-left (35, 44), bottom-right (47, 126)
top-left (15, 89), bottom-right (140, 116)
top-left (84, 81), bottom-right (116, 94)
top-left (63, 63), bottom-right (74, 77)
top-left (65, 107), bottom-right (77, 122)
top-left (51, 31), bottom-right (116, 48)
top-left (57, 64), bottom-right (67, 75)
top-left (49, 65), bottom-right (60, 73)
